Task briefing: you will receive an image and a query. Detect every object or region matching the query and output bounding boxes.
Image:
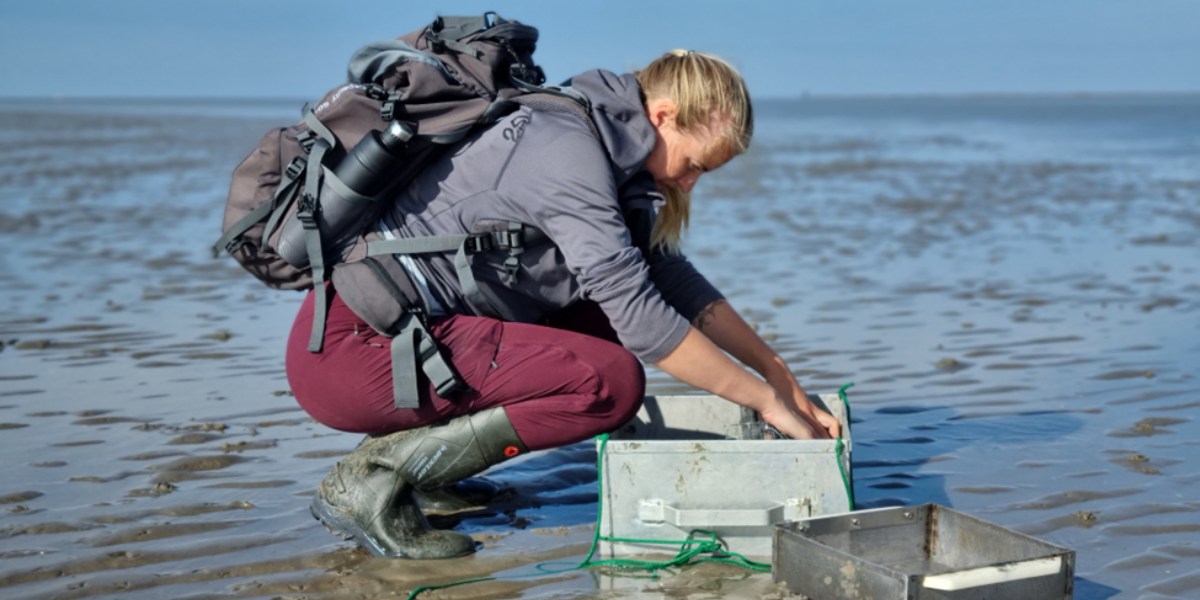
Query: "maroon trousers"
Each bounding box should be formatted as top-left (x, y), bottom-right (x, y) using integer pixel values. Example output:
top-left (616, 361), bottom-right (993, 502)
top-left (286, 287), bottom-right (646, 451)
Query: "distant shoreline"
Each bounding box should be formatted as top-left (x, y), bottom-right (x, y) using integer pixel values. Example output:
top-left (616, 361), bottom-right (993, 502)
top-left (766, 91), bottom-right (1200, 101)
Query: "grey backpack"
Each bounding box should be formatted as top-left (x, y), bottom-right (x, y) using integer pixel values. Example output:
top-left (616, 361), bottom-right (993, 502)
top-left (214, 14), bottom-right (595, 407)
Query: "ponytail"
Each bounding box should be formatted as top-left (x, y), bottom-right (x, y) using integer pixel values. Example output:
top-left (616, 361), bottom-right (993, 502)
top-left (653, 186), bottom-right (690, 254)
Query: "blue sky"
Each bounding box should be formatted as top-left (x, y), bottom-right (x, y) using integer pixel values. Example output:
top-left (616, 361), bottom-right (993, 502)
top-left (2, 0), bottom-right (1197, 99)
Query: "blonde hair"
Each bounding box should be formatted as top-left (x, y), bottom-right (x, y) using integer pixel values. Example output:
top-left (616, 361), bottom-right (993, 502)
top-left (635, 50), bottom-right (754, 253)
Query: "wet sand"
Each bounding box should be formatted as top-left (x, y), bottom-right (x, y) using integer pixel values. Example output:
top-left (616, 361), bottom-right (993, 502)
top-left (1, 96), bottom-right (1198, 599)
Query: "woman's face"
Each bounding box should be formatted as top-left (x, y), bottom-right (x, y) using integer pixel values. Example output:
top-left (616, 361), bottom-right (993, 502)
top-left (643, 98), bottom-right (733, 194)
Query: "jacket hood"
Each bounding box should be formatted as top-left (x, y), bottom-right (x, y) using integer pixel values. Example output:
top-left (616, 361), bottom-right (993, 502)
top-left (565, 69), bottom-right (656, 188)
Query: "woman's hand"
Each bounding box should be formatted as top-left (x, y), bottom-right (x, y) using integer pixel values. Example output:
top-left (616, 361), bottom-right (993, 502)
top-left (767, 370), bottom-right (840, 439)
top-left (809, 407), bottom-right (842, 439)
top-left (759, 400), bottom-right (820, 440)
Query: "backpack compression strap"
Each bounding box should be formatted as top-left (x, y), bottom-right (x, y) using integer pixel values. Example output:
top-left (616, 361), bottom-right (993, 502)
top-left (212, 135), bottom-right (305, 258)
top-left (212, 173), bottom-right (298, 257)
top-left (361, 257), bottom-right (467, 409)
top-left (259, 157), bottom-right (306, 251)
top-left (295, 105), bottom-right (354, 353)
top-left (391, 313), bottom-right (464, 408)
top-left (364, 224), bottom-right (548, 319)
top-left (212, 104), bottom-right (346, 353)
top-left (297, 147), bottom-right (331, 349)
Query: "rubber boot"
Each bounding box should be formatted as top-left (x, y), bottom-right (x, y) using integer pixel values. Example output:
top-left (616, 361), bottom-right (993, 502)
top-left (310, 407), bottom-right (528, 559)
top-left (338, 437), bottom-right (508, 512)
top-left (414, 477), bottom-right (509, 512)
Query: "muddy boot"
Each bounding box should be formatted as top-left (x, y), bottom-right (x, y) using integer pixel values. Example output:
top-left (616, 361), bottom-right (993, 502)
top-left (414, 477), bottom-right (511, 512)
top-left (310, 407), bottom-right (528, 559)
top-left (332, 438), bottom-right (509, 515)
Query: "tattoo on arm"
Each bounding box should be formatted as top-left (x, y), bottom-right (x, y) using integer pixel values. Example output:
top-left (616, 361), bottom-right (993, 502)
top-left (691, 299), bottom-right (727, 332)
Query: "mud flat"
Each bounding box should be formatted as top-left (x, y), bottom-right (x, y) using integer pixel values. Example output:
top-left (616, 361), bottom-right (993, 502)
top-left (1, 95), bottom-right (1198, 599)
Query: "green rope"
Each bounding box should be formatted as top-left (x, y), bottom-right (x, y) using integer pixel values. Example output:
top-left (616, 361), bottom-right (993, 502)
top-left (531, 434), bottom-right (769, 575)
top-left (838, 382), bottom-right (854, 422)
top-left (405, 576), bottom-right (497, 598)
top-left (405, 434), bottom-right (767, 599)
top-left (837, 382), bottom-right (856, 511)
top-left (406, 387), bottom-right (862, 599)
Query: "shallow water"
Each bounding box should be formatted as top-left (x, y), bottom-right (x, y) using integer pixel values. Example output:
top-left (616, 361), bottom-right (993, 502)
top-left (0, 96), bottom-right (1197, 599)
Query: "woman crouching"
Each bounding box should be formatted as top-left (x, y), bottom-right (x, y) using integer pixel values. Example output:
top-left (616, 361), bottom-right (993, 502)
top-left (286, 50), bottom-right (840, 559)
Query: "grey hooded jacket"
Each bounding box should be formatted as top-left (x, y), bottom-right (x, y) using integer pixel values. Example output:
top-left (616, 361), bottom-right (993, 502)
top-left (375, 69), bottom-right (723, 364)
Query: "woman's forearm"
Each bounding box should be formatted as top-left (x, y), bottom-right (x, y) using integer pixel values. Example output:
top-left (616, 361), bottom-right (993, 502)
top-left (692, 300), bottom-right (808, 403)
top-left (652, 327), bottom-right (818, 439)
top-left (689, 299), bottom-right (840, 438)
top-left (653, 327), bottom-right (773, 410)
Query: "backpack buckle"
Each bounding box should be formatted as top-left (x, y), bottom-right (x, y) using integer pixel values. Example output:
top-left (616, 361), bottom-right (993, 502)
top-left (502, 255), bottom-right (520, 284)
top-left (296, 130), bottom-right (316, 153)
top-left (296, 194), bottom-right (319, 222)
top-left (380, 92), bottom-right (402, 122)
top-left (224, 237), bottom-right (247, 254)
top-left (284, 156), bottom-right (307, 181)
top-left (509, 62), bottom-right (530, 83)
top-left (364, 84), bottom-right (388, 101)
top-left (509, 61), bottom-right (546, 87)
top-left (487, 229), bottom-right (521, 249)
top-left (463, 234), bottom-right (494, 254)
top-left (503, 229), bottom-right (523, 248)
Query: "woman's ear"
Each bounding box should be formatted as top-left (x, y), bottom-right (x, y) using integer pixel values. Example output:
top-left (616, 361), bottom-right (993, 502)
top-left (646, 98), bottom-right (678, 129)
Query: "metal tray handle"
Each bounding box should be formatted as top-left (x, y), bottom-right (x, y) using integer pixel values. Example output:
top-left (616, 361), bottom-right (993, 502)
top-left (922, 556), bottom-right (1063, 591)
top-left (638, 499), bottom-right (809, 528)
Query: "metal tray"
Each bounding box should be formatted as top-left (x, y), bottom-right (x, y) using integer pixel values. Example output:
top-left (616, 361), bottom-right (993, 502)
top-left (596, 394), bottom-right (852, 559)
top-left (774, 504), bottom-right (1075, 599)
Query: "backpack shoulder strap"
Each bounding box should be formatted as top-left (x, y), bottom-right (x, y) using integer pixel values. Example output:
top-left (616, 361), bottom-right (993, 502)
top-left (512, 93), bottom-right (599, 139)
